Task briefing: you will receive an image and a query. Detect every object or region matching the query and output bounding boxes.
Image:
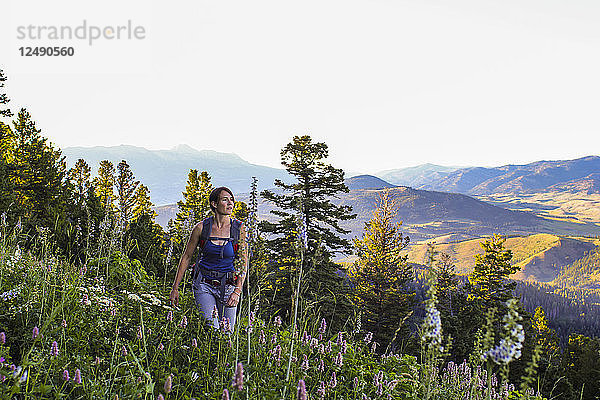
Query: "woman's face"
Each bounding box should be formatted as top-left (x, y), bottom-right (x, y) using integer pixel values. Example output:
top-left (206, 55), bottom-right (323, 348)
top-left (213, 190), bottom-right (234, 215)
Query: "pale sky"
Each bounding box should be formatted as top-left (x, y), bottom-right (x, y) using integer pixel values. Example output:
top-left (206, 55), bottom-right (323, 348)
top-left (3, 0), bottom-right (599, 174)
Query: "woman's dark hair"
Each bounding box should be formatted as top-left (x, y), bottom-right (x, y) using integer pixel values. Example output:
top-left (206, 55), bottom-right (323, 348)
top-left (209, 187), bottom-right (235, 213)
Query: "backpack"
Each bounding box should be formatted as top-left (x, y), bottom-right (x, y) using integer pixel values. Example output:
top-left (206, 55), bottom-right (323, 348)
top-left (192, 216), bottom-right (242, 281)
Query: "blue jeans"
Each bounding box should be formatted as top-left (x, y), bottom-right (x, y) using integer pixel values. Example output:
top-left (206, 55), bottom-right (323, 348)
top-left (192, 279), bottom-right (238, 332)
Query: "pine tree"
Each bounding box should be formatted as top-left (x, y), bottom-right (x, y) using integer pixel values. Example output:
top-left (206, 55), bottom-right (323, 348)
top-left (126, 183), bottom-right (165, 279)
top-left (350, 190), bottom-right (414, 350)
top-left (469, 234), bottom-right (519, 308)
top-left (132, 184), bottom-right (155, 220)
top-left (0, 69), bottom-right (13, 118)
top-left (115, 159), bottom-right (140, 228)
top-left (68, 158), bottom-right (91, 205)
top-left (0, 70), bottom-right (14, 213)
top-left (260, 135), bottom-right (356, 330)
top-left (232, 200), bottom-right (249, 221)
top-left (94, 160), bottom-right (115, 210)
top-left (7, 109), bottom-right (68, 232)
top-left (435, 252), bottom-right (459, 317)
top-left (174, 169), bottom-right (212, 233)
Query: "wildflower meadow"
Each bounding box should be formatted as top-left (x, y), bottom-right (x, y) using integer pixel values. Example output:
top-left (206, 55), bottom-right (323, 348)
top-left (0, 214), bottom-right (545, 400)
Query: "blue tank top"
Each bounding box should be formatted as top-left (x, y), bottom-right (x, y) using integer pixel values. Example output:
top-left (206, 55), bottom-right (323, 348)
top-left (198, 240), bottom-right (235, 273)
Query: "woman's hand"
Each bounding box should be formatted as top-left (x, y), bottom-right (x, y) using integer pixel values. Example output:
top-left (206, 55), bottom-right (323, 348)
top-left (169, 287), bottom-right (180, 307)
top-left (227, 288), bottom-right (242, 307)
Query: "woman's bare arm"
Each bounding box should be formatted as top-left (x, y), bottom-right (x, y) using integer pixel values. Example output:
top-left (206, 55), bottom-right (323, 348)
top-left (170, 222), bottom-right (202, 306)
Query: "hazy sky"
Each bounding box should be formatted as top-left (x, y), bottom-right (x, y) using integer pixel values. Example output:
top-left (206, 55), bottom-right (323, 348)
top-left (3, 0), bottom-right (599, 173)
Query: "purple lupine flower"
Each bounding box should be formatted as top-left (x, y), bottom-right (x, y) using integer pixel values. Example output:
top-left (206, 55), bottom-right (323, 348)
top-left (354, 376), bottom-right (359, 389)
top-left (51, 341), bottom-right (59, 357)
top-left (319, 318), bottom-right (327, 334)
top-left (342, 340), bottom-right (347, 354)
top-left (32, 326), bottom-right (39, 340)
top-left (297, 379), bottom-right (307, 400)
top-left (318, 358), bottom-right (325, 372)
top-left (192, 338), bottom-right (198, 348)
top-left (222, 317), bottom-right (231, 333)
top-left (164, 374), bottom-right (172, 393)
top-left (74, 369), bottom-right (82, 384)
top-left (82, 293), bottom-right (91, 306)
top-left (376, 382), bottom-right (383, 396)
top-left (318, 333), bottom-right (323, 342)
top-left (364, 332), bottom-right (373, 344)
top-left (271, 333), bottom-right (278, 344)
top-left (222, 388), bottom-right (230, 400)
top-left (319, 344), bottom-right (325, 354)
top-left (121, 345), bottom-right (127, 356)
top-left (233, 362), bottom-right (244, 390)
top-left (157, 395), bottom-right (164, 400)
top-left (137, 326), bottom-right (143, 340)
top-left (326, 341), bottom-right (332, 354)
top-left (63, 369), bottom-right (70, 381)
top-left (259, 330), bottom-right (266, 345)
top-left (300, 354), bottom-right (309, 371)
top-left (158, 343), bottom-right (164, 351)
top-left (0, 332), bottom-right (5, 344)
top-left (335, 351), bottom-right (343, 367)
top-left (310, 338), bottom-right (318, 348)
top-left (329, 372), bottom-right (337, 388)
top-left (317, 381), bottom-right (326, 398)
top-left (166, 311), bottom-right (173, 322)
top-left (274, 316), bottom-right (282, 328)
top-left (179, 316), bottom-right (188, 328)
top-left (274, 345), bottom-right (282, 366)
top-left (336, 332), bottom-right (343, 346)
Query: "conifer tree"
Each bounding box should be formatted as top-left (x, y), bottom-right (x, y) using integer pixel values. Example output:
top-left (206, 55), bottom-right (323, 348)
top-left (132, 184), bottom-right (155, 220)
top-left (174, 169), bottom-right (212, 232)
top-left (6, 109), bottom-right (68, 231)
top-left (0, 69), bottom-right (13, 118)
top-left (0, 69), bottom-right (14, 213)
top-left (260, 135), bottom-right (356, 330)
top-left (94, 160), bottom-right (116, 210)
top-left (68, 158), bottom-right (91, 205)
top-left (126, 183), bottom-right (165, 277)
top-left (115, 159), bottom-right (140, 227)
top-left (469, 234), bottom-right (519, 309)
top-left (350, 190), bottom-right (414, 349)
top-left (232, 200), bottom-right (249, 221)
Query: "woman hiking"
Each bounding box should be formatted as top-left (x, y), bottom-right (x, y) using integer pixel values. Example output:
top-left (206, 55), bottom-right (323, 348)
top-left (169, 186), bottom-right (248, 331)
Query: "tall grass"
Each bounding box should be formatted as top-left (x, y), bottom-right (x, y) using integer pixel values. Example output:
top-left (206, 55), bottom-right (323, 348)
top-left (0, 216), bottom-right (544, 399)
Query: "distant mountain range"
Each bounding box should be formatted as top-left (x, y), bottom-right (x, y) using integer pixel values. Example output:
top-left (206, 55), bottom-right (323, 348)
top-left (63, 146), bottom-right (599, 205)
top-left (377, 156), bottom-right (600, 195)
top-left (62, 145), bottom-right (294, 205)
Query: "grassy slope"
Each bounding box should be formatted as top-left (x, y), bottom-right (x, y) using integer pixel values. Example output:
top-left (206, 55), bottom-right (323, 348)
top-left (405, 234), bottom-right (600, 283)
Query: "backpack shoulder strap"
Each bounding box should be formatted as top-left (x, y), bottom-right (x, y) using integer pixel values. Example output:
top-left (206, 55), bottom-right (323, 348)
top-left (199, 216), bottom-right (213, 252)
top-left (230, 218), bottom-right (242, 258)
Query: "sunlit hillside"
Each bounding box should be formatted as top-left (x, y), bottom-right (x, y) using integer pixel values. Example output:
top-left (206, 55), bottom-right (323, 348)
top-left (406, 233), bottom-right (600, 283)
